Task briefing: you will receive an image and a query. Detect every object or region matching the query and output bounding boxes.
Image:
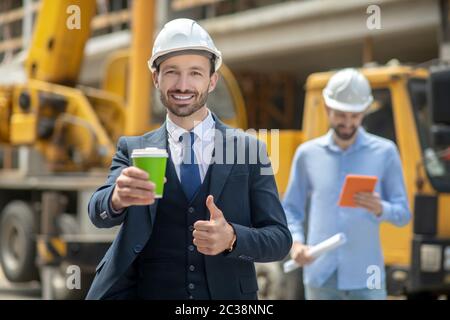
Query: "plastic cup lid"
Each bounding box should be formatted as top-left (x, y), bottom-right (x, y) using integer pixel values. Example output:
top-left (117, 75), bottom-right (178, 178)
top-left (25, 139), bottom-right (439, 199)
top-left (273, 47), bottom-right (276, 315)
top-left (131, 147), bottom-right (168, 157)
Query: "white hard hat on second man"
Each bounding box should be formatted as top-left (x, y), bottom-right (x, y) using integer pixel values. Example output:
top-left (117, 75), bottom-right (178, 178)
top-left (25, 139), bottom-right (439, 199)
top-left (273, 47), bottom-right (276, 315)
top-left (322, 68), bottom-right (374, 112)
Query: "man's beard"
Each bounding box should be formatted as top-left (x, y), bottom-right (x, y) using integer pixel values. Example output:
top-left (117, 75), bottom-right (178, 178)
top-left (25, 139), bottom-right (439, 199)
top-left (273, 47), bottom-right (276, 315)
top-left (332, 124), bottom-right (358, 140)
top-left (159, 87), bottom-right (209, 117)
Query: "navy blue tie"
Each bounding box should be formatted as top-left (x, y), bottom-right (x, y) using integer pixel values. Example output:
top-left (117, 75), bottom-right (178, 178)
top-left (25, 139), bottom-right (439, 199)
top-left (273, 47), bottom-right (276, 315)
top-left (180, 132), bottom-right (201, 201)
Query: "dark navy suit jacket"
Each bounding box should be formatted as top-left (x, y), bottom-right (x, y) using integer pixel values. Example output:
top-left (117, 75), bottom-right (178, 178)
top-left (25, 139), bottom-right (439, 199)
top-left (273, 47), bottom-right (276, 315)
top-left (86, 115), bottom-right (292, 299)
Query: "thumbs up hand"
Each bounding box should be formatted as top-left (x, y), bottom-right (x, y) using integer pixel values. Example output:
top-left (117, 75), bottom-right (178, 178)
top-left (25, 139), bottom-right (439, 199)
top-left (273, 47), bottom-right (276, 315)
top-left (193, 195), bottom-right (236, 255)
top-left (206, 195), bottom-right (224, 221)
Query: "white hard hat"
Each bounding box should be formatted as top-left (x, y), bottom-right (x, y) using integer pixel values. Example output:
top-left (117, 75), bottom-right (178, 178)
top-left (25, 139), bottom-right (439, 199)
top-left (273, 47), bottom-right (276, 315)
top-left (148, 18), bottom-right (222, 72)
top-left (322, 68), bottom-right (374, 112)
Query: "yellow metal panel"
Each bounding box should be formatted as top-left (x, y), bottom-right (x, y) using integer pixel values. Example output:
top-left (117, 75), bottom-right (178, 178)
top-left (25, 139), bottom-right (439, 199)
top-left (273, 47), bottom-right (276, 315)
top-left (275, 130), bottom-right (303, 195)
top-left (50, 238), bottom-right (67, 257)
top-left (0, 87), bottom-right (12, 142)
top-left (37, 237), bottom-right (67, 264)
top-left (25, 0), bottom-right (96, 84)
top-left (102, 50), bottom-right (129, 101)
top-left (10, 113), bottom-right (36, 144)
top-left (302, 89), bottom-right (329, 140)
top-left (379, 78), bottom-right (420, 266)
top-left (219, 63), bottom-right (248, 130)
top-left (438, 195), bottom-right (450, 237)
top-left (126, 0), bottom-right (155, 136)
top-left (255, 130), bottom-right (303, 195)
top-left (83, 86), bottom-right (126, 145)
top-left (37, 239), bottom-right (54, 264)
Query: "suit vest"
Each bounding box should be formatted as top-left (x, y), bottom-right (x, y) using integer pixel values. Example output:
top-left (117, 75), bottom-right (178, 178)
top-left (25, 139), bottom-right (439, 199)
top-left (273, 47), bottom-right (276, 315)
top-left (136, 154), bottom-right (212, 300)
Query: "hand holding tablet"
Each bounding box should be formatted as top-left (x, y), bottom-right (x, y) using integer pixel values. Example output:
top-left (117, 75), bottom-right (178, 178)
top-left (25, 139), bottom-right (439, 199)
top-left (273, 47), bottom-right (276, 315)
top-left (338, 175), bottom-right (378, 207)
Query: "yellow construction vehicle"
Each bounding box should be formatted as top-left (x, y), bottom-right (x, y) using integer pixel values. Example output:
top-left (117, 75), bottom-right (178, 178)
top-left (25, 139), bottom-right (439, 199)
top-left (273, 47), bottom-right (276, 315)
top-left (257, 64), bottom-right (450, 299)
top-left (0, 0), bottom-right (246, 299)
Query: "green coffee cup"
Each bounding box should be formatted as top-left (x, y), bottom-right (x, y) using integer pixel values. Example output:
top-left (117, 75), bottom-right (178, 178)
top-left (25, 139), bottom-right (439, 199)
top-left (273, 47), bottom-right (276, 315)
top-left (131, 147), bottom-right (168, 198)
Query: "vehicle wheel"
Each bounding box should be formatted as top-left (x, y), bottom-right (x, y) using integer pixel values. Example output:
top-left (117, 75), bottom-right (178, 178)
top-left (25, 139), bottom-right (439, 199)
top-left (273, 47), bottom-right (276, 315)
top-left (0, 200), bottom-right (40, 282)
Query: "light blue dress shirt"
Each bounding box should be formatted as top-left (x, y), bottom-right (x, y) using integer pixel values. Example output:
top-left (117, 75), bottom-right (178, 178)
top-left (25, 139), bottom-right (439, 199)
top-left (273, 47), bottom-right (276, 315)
top-left (283, 127), bottom-right (411, 290)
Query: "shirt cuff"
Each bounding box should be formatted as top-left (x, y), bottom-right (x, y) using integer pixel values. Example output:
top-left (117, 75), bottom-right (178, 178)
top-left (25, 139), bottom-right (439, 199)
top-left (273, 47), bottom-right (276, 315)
top-left (226, 222), bottom-right (237, 252)
top-left (108, 190), bottom-right (124, 216)
top-left (376, 200), bottom-right (393, 222)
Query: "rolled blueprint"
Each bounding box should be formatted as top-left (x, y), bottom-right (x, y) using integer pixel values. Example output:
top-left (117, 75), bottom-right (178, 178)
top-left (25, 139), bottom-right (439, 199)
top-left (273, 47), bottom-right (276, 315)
top-left (283, 233), bottom-right (347, 273)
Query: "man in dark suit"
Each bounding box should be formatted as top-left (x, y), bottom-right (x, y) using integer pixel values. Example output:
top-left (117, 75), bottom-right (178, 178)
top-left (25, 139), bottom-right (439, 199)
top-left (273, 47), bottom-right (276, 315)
top-left (86, 18), bottom-right (292, 300)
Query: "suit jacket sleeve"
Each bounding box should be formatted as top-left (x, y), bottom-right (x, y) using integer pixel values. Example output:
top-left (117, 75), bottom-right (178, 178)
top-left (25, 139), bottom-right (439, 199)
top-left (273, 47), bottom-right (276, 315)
top-left (88, 136), bottom-right (131, 228)
top-left (226, 141), bottom-right (293, 262)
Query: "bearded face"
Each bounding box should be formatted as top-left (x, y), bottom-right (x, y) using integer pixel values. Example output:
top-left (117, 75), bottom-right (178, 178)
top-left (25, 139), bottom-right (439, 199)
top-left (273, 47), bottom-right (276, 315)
top-left (154, 54), bottom-right (218, 118)
top-left (327, 108), bottom-right (365, 141)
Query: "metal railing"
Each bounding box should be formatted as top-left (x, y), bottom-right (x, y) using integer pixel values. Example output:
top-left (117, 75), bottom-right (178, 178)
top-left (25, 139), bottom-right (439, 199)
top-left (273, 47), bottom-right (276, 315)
top-left (170, 0), bottom-right (302, 19)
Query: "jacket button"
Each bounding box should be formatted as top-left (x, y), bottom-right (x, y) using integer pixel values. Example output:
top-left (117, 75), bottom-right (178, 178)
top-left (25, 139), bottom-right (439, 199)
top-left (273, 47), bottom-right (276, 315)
top-left (189, 265), bottom-right (195, 272)
top-left (188, 245), bottom-right (195, 252)
top-left (188, 225), bottom-right (194, 232)
top-left (188, 207), bottom-right (195, 214)
top-left (188, 283), bottom-right (195, 290)
top-left (133, 244), bottom-right (143, 254)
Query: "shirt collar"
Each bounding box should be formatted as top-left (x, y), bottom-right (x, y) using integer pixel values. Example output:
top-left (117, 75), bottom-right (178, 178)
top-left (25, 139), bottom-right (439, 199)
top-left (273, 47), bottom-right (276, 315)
top-left (166, 109), bottom-right (215, 143)
top-left (318, 127), bottom-right (371, 152)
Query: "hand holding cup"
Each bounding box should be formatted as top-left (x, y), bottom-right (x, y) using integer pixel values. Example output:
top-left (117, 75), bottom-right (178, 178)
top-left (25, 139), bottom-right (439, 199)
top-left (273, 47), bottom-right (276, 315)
top-left (112, 148), bottom-right (168, 211)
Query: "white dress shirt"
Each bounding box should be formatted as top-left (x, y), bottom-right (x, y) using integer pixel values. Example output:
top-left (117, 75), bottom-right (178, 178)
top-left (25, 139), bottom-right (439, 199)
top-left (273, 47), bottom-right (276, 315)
top-left (166, 109), bottom-right (215, 183)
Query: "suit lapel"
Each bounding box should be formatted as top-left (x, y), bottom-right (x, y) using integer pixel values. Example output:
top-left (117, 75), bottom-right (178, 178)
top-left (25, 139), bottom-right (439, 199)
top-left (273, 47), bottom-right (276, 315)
top-left (209, 115), bottom-right (235, 203)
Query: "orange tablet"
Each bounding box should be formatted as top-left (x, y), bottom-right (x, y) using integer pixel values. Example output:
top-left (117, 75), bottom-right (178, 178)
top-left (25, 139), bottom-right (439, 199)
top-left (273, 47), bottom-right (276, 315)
top-left (338, 175), bottom-right (378, 207)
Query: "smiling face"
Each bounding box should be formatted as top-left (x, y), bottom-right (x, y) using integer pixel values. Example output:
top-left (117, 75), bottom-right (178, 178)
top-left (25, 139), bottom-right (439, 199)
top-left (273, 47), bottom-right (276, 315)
top-left (153, 54), bottom-right (218, 118)
top-left (327, 107), bottom-right (365, 141)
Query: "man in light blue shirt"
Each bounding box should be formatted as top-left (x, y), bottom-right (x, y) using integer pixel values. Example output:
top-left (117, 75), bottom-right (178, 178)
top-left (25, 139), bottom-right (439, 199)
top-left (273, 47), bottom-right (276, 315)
top-left (283, 68), bottom-right (411, 300)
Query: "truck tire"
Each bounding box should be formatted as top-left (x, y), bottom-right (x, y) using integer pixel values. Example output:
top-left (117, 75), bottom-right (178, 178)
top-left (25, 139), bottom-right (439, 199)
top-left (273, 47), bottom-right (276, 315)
top-left (0, 200), bottom-right (40, 282)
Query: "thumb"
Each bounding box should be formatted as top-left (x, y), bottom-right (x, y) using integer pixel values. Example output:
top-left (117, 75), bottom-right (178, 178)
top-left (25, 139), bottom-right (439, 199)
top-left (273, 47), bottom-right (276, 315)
top-left (206, 195), bottom-right (223, 220)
